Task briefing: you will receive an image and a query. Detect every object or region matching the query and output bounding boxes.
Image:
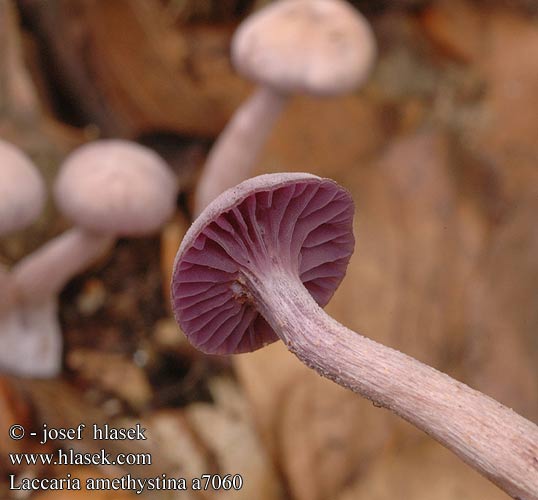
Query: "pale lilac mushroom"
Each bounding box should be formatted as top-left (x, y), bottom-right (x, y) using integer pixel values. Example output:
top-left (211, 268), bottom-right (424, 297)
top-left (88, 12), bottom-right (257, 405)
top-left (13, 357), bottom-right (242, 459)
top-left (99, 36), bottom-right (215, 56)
top-left (0, 140), bottom-right (46, 236)
top-left (0, 139), bottom-right (48, 376)
top-left (172, 173), bottom-right (538, 500)
top-left (0, 139), bottom-right (46, 304)
top-left (10, 139), bottom-right (177, 377)
top-left (14, 139), bottom-right (178, 303)
top-left (0, 139), bottom-right (45, 313)
top-left (194, 0), bottom-right (376, 214)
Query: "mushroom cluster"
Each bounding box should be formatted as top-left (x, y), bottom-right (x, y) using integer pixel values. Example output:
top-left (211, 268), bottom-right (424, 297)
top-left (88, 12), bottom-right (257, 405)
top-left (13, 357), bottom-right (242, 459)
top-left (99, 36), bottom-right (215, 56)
top-left (0, 139), bottom-right (178, 377)
top-left (171, 173), bottom-right (538, 500)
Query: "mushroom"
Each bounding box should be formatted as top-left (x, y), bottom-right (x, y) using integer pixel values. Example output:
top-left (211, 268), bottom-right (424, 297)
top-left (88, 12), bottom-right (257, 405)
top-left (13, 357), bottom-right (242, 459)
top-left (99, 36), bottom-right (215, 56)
top-left (8, 139), bottom-right (178, 377)
top-left (0, 140), bottom-right (46, 236)
top-left (0, 139), bottom-right (46, 313)
top-left (171, 173), bottom-right (538, 500)
top-left (14, 139), bottom-right (178, 302)
top-left (194, 0), bottom-right (376, 214)
top-left (0, 139), bottom-right (50, 376)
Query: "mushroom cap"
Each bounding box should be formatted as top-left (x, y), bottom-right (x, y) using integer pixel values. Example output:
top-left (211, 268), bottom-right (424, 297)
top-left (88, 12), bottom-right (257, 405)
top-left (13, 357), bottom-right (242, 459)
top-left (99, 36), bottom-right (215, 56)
top-left (54, 139), bottom-right (177, 236)
top-left (171, 173), bottom-right (355, 355)
top-left (231, 0), bottom-right (376, 96)
top-left (0, 139), bottom-right (46, 234)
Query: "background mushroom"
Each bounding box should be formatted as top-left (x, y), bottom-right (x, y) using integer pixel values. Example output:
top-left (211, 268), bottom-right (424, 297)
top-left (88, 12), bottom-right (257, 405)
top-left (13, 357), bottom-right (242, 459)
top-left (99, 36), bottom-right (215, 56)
top-left (194, 0), bottom-right (376, 214)
top-left (0, 140), bottom-right (46, 302)
top-left (0, 139), bottom-right (45, 237)
top-left (8, 139), bottom-right (178, 377)
top-left (171, 173), bottom-right (538, 500)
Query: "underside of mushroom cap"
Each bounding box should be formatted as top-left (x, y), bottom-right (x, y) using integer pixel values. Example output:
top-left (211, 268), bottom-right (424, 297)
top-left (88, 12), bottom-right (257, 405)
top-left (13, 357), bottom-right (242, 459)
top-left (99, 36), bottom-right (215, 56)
top-left (171, 173), bottom-right (355, 355)
top-left (54, 140), bottom-right (177, 236)
top-left (232, 0), bottom-right (376, 95)
top-left (0, 139), bottom-right (46, 234)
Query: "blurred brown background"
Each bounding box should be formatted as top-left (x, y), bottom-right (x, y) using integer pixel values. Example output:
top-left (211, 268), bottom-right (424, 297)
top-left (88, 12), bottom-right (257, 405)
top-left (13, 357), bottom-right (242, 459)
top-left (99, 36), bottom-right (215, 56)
top-left (0, 0), bottom-right (537, 498)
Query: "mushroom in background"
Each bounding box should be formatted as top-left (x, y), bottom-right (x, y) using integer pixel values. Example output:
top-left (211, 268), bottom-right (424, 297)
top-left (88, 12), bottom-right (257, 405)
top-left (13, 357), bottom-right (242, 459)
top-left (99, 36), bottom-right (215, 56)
top-left (0, 139), bottom-right (50, 376)
top-left (171, 173), bottom-right (538, 500)
top-left (6, 139), bottom-right (178, 377)
top-left (194, 0), bottom-right (376, 214)
top-left (0, 139), bottom-right (46, 313)
top-left (14, 140), bottom-right (178, 304)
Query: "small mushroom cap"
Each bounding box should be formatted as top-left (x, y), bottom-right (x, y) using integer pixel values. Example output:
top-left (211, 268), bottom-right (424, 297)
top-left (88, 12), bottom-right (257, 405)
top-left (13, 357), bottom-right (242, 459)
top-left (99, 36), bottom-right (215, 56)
top-left (171, 173), bottom-right (355, 355)
top-left (0, 139), bottom-right (46, 234)
top-left (54, 139), bottom-right (177, 236)
top-left (232, 0), bottom-right (376, 96)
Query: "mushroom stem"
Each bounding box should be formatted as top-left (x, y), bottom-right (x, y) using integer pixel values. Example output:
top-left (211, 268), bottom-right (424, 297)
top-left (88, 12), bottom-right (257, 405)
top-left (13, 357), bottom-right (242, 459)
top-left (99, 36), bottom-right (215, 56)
top-left (4, 228), bottom-right (113, 377)
top-left (194, 86), bottom-right (287, 215)
top-left (13, 227), bottom-right (114, 304)
top-left (247, 268), bottom-right (538, 500)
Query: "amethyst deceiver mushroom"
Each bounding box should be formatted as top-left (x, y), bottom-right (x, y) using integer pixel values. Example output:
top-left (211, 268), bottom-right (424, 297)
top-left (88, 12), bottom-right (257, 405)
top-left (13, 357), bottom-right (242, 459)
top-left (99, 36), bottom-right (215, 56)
top-left (194, 0), bottom-right (376, 214)
top-left (172, 173), bottom-right (538, 500)
top-left (14, 139), bottom-right (177, 305)
top-left (0, 139), bottom-right (46, 236)
top-left (0, 139), bottom-right (50, 377)
top-left (0, 139), bottom-right (46, 314)
top-left (8, 139), bottom-right (177, 377)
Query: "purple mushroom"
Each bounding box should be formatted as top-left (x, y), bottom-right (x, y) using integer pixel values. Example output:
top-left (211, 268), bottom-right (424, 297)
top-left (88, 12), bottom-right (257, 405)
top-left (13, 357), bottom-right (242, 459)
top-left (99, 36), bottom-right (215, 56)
top-left (0, 140), bottom-right (45, 237)
top-left (8, 139), bottom-right (178, 377)
top-left (14, 140), bottom-right (177, 304)
top-left (194, 0), bottom-right (376, 214)
top-left (171, 173), bottom-right (538, 500)
top-left (0, 139), bottom-right (47, 374)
